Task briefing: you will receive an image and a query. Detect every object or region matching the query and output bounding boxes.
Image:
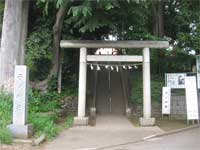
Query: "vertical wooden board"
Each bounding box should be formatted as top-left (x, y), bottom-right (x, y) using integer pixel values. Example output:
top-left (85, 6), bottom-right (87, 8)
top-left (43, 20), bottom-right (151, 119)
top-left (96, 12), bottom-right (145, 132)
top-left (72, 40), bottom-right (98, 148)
top-left (162, 87), bottom-right (171, 114)
top-left (185, 76), bottom-right (199, 120)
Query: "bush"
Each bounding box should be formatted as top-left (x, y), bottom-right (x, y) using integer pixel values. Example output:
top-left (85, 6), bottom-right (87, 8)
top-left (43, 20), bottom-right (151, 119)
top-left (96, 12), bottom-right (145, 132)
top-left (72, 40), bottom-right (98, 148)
top-left (65, 114), bottom-right (74, 128)
top-left (29, 113), bottom-right (58, 138)
top-left (0, 92), bottom-right (12, 129)
top-left (29, 90), bottom-right (61, 113)
top-left (0, 128), bottom-right (12, 144)
top-left (0, 89), bottom-right (76, 142)
top-left (26, 27), bottom-right (53, 81)
top-left (130, 72), bottom-right (164, 105)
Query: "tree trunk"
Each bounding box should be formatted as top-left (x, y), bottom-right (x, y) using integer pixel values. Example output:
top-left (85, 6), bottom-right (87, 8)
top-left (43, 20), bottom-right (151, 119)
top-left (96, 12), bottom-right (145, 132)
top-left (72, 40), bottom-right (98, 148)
top-left (33, 1), bottom-right (70, 92)
top-left (153, 0), bottom-right (164, 74)
top-left (18, 0), bottom-right (29, 65)
top-left (0, 0), bottom-right (22, 92)
top-left (49, 0), bottom-right (70, 78)
top-left (0, 0), bottom-right (30, 92)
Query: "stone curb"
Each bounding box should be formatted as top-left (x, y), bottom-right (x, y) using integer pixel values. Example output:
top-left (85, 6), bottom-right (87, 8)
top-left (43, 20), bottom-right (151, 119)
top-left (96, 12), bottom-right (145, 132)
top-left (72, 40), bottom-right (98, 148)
top-left (13, 134), bottom-right (46, 146)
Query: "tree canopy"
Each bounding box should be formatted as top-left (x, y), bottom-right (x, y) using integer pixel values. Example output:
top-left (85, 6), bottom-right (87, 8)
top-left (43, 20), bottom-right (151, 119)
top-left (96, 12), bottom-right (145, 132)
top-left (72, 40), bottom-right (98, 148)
top-left (0, 0), bottom-right (199, 91)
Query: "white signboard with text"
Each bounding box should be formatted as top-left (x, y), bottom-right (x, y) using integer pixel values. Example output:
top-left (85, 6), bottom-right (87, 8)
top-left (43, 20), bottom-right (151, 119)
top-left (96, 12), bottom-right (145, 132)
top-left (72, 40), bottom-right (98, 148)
top-left (196, 55), bottom-right (200, 89)
top-left (166, 73), bottom-right (186, 89)
top-left (185, 76), bottom-right (199, 120)
top-left (162, 87), bottom-right (171, 115)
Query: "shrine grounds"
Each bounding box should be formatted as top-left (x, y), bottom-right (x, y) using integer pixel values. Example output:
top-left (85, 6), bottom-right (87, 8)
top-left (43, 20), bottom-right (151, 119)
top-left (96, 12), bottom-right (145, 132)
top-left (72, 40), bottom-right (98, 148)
top-left (0, 72), bottom-right (193, 147)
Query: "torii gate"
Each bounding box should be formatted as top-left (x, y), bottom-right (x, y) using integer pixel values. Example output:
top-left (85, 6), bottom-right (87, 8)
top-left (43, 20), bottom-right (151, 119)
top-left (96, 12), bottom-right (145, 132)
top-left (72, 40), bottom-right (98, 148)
top-left (60, 40), bottom-right (169, 126)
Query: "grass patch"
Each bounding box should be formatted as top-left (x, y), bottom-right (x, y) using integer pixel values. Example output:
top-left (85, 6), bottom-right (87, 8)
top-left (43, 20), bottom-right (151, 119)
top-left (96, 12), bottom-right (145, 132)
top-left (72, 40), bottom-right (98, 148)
top-left (0, 92), bottom-right (13, 144)
top-left (0, 90), bottom-right (76, 144)
top-left (0, 92), bottom-right (12, 129)
top-left (156, 117), bottom-right (191, 131)
top-left (65, 114), bottom-right (74, 128)
top-left (0, 128), bottom-right (12, 144)
top-left (29, 113), bottom-right (59, 139)
top-left (130, 116), bottom-right (191, 131)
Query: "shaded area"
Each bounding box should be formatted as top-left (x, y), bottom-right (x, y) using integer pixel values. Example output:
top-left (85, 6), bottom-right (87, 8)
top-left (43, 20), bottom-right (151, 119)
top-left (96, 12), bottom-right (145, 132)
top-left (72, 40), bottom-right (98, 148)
top-left (87, 67), bottom-right (130, 115)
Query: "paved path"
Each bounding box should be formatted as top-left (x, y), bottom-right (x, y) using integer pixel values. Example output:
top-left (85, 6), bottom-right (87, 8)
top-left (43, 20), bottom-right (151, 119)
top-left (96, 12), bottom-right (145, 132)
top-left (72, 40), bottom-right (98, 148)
top-left (106, 127), bottom-right (200, 150)
top-left (42, 115), bottom-right (163, 150)
top-left (96, 70), bottom-right (125, 114)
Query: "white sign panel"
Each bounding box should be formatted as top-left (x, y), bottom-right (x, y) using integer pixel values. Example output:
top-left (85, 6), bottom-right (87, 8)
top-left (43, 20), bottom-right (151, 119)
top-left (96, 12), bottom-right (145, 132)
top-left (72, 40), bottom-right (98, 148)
top-left (196, 55), bottom-right (200, 89)
top-left (13, 65), bottom-right (29, 125)
top-left (162, 87), bottom-right (171, 114)
top-left (166, 73), bottom-right (186, 89)
top-left (185, 76), bottom-right (199, 120)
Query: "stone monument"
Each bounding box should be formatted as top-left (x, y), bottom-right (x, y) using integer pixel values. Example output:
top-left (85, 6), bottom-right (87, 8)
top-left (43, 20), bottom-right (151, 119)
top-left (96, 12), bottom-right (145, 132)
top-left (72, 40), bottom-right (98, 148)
top-left (7, 65), bottom-right (33, 139)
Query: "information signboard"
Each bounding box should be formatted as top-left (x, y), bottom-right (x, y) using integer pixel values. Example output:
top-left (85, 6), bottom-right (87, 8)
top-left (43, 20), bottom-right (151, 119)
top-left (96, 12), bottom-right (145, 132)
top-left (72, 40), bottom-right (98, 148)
top-left (196, 55), bottom-right (200, 89)
top-left (185, 76), bottom-right (199, 120)
top-left (162, 87), bottom-right (171, 115)
top-left (166, 73), bottom-right (186, 89)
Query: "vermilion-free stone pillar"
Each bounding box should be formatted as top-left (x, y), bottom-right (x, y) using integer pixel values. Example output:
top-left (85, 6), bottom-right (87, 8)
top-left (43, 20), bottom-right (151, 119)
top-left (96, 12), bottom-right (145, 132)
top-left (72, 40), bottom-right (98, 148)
top-left (140, 48), bottom-right (155, 126)
top-left (74, 47), bottom-right (88, 125)
top-left (7, 65), bottom-right (33, 138)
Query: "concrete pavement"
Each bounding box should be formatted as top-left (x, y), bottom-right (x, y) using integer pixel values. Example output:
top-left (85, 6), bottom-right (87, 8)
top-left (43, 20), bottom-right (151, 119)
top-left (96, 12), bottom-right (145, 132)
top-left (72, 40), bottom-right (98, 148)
top-left (106, 127), bottom-right (200, 150)
top-left (41, 115), bottom-right (163, 150)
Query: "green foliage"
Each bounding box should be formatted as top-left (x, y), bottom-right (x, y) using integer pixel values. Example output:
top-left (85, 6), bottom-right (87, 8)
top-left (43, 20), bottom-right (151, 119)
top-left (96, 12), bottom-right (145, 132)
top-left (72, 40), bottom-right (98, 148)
top-left (26, 19), bottom-right (53, 81)
top-left (29, 90), bottom-right (62, 113)
top-left (130, 72), bottom-right (164, 105)
top-left (29, 113), bottom-right (58, 138)
top-left (0, 92), bottom-right (12, 129)
top-left (0, 90), bottom-right (76, 142)
top-left (0, 128), bottom-right (12, 144)
top-left (0, 92), bottom-right (13, 144)
top-left (28, 90), bottom-right (76, 138)
top-left (65, 114), bottom-right (74, 128)
top-left (0, 1), bottom-right (4, 36)
top-left (47, 76), bottom-right (58, 92)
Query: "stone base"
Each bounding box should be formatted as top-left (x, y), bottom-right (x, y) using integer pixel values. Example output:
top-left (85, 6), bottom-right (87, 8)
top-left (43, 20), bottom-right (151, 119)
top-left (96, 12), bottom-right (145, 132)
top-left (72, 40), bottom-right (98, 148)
top-left (89, 108), bottom-right (96, 126)
top-left (139, 117), bottom-right (156, 126)
top-left (7, 124), bottom-right (33, 139)
top-left (126, 108), bottom-right (132, 118)
top-left (74, 117), bottom-right (89, 126)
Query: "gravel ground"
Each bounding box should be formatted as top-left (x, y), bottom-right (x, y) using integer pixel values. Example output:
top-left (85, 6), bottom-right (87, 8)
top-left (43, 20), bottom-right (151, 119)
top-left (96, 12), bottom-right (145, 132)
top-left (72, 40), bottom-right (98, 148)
top-left (0, 144), bottom-right (42, 150)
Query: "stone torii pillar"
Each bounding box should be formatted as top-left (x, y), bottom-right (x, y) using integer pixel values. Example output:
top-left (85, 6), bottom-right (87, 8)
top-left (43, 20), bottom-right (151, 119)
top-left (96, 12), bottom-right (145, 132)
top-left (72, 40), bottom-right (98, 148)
top-left (139, 47), bottom-right (155, 126)
top-left (74, 47), bottom-right (89, 125)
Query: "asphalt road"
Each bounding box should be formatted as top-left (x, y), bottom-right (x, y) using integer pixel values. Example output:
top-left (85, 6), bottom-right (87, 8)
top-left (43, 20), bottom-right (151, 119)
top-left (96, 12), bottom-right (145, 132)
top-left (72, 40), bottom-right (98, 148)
top-left (105, 127), bottom-right (200, 150)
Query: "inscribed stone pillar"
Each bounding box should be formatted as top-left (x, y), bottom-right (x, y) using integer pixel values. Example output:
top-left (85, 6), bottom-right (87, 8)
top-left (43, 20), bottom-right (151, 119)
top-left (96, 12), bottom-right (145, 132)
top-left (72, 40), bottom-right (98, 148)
top-left (7, 65), bottom-right (33, 138)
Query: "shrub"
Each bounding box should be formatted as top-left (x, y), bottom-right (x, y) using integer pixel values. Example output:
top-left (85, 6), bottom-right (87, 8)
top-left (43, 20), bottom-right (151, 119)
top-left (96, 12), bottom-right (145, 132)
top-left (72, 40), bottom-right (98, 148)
top-left (26, 27), bottom-right (53, 81)
top-left (29, 113), bottom-right (58, 138)
top-left (0, 92), bottom-right (12, 129)
top-left (65, 114), bottom-right (74, 128)
top-left (0, 128), bottom-right (12, 144)
top-left (130, 72), bottom-right (164, 105)
top-left (0, 89), bottom-right (76, 142)
top-left (29, 90), bottom-right (61, 113)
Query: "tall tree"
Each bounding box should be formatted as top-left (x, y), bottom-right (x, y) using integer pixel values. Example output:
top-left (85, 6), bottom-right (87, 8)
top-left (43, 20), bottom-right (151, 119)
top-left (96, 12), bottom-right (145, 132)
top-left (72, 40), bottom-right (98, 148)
top-left (50, 0), bottom-right (71, 78)
top-left (0, 0), bottom-right (29, 92)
